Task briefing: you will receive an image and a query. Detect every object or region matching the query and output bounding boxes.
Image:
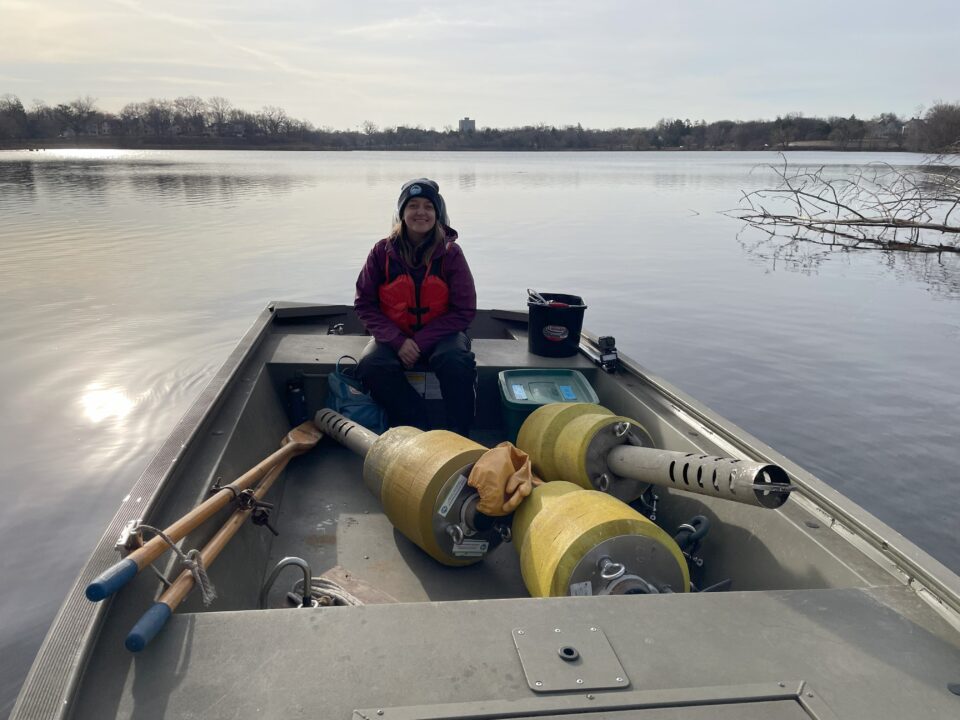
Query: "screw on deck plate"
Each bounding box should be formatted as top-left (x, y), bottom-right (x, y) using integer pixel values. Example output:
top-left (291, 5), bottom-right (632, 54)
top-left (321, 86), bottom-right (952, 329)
top-left (535, 681), bottom-right (542, 687)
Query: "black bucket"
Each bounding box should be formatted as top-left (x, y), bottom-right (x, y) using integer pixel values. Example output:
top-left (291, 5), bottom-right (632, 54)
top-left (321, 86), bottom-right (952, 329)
top-left (527, 292), bottom-right (587, 357)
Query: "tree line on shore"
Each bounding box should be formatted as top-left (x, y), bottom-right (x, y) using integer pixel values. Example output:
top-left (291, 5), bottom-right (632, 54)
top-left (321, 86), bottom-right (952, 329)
top-left (1, 94), bottom-right (958, 152)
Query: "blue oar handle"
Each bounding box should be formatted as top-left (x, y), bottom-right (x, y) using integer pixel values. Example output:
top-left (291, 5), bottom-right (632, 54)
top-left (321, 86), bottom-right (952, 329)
top-left (125, 602), bottom-right (172, 652)
top-left (85, 558), bottom-right (139, 601)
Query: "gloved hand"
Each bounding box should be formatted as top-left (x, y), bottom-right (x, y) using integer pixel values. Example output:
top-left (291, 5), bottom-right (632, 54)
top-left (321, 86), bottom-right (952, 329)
top-left (467, 442), bottom-right (543, 516)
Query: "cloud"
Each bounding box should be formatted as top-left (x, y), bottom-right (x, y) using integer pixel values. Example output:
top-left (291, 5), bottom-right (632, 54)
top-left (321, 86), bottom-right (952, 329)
top-left (336, 10), bottom-right (498, 39)
top-left (1, 0), bottom-right (958, 128)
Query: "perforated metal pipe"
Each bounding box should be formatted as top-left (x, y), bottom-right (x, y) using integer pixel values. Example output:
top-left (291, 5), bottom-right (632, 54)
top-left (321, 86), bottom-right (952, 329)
top-left (605, 446), bottom-right (792, 509)
top-left (313, 408), bottom-right (379, 458)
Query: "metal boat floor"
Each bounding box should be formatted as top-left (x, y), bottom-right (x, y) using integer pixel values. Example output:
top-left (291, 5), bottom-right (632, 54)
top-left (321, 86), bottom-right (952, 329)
top-left (264, 430), bottom-right (528, 605)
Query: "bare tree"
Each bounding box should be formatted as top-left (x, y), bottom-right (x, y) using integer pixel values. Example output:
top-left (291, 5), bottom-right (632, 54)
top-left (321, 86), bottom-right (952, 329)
top-left (173, 96), bottom-right (206, 135)
top-left (0, 94), bottom-right (28, 139)
top-left (259, 105), bottom-right (289, 135)
top-left (68, 95), bottom-right (99, 133)
top-left (922, 102), bottom-right (960, 153)
top-left (206, 96), bottom-right (233, 134)
top-left (730, 155), bottom-right (960, 254)
top-left (143, 98), bottom-right (174, 137)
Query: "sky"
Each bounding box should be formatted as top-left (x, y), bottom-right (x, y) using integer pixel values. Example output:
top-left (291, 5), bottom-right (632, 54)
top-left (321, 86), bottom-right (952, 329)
top-left (1, 0), bottom-right (958, 130)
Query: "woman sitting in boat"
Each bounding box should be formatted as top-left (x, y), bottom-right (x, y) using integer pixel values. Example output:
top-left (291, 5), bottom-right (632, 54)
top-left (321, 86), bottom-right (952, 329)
top-left (354, 178), bottom-right (477, 436)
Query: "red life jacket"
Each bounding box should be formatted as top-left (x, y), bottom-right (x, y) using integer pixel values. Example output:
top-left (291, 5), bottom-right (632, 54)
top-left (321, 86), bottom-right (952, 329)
top-left (378, 249), bottom-right (450, 336)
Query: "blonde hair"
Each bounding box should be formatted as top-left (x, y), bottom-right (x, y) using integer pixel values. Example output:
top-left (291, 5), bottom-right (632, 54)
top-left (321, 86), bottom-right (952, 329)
top-left (388, 221), bottom-right (448, 268)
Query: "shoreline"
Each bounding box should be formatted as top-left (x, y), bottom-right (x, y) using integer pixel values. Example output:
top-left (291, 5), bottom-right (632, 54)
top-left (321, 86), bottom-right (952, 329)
top-left (0, 137), bottom-right (922, 153)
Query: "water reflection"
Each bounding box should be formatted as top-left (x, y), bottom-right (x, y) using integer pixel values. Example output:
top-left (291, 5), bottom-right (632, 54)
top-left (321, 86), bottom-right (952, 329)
top-left (737, 227), bottom-right (960, 298)
top-left (126, 171), bottom-right (308, 206)
top-left (0, 150), bottom-right (317, 211)
top-left (0, 162), bottom-right (37, 205)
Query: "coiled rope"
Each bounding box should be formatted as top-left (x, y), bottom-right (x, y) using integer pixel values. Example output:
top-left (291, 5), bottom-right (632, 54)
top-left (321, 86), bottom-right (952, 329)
top-left (291, 577), bottom-right (363, 607)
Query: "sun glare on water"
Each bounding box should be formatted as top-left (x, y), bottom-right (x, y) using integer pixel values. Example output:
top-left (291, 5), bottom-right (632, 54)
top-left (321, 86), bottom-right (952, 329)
top-left (49, 149), bottom-right (134, 161)
top-left (81, 384), bottom-right (136, 423)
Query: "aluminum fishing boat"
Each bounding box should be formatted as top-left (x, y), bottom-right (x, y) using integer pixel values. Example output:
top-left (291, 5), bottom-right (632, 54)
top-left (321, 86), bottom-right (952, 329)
top-left (12, 302), bottom-right (960, 719)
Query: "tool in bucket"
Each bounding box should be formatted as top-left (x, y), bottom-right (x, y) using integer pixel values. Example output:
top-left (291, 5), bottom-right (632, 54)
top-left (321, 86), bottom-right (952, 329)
top-left (527, 289), bottom-right (568, 308)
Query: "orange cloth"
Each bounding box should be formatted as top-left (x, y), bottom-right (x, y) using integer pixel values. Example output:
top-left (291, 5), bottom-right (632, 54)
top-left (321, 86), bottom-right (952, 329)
top-left (467, 442), bottom-right (543, 516)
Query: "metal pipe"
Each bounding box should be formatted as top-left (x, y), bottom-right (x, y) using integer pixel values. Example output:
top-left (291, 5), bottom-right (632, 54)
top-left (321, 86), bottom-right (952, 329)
top-left (259, 556), bottom-right (314, 609)
top-left (605, 446), bottom-right (792, 509)
top-left (313, 408), bottom-right (379, 458)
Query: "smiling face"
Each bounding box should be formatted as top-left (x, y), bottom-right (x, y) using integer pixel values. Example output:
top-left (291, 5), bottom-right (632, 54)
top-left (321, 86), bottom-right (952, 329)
top-left (402, 197), bottom-right (437, 241)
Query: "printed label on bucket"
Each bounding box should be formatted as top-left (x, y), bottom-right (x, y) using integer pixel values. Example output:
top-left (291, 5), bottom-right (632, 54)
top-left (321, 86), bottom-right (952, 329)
top-left (542, 325), bottom-right (569, 342)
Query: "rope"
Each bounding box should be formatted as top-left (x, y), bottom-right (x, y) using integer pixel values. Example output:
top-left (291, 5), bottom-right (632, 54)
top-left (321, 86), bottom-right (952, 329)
top-left (292, 578), bottom-right (364, 607)
top-left (139, 524), bottom-right (218, 606)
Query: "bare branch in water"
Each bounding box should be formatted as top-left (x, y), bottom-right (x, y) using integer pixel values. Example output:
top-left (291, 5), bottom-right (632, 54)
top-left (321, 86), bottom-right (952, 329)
top-left (726, 154), bottom-right (960, 254)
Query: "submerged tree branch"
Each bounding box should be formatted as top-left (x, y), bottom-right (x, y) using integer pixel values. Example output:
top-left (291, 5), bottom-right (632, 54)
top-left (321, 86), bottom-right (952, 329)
top-left (728, 154), bottom-right (960, 254)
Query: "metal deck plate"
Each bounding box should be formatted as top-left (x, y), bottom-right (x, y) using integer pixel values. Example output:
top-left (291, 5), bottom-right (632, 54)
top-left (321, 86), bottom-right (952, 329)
top-left (512, 625), bottom-right (629, 693)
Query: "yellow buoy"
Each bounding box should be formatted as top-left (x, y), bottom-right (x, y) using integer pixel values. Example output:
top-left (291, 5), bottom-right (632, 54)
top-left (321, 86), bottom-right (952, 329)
top-left (517, 403), bottom-right (654, 500)
top-left (362, 425), bottom-right (422, 500)
top-left (513, 481), bottom-right (689, 597)
top-left (368, 429), bottom-right (486, 566)
top-left (516, 403), bottom-right (611, 482)
top-left (553, 412), bottom-right (646, 488)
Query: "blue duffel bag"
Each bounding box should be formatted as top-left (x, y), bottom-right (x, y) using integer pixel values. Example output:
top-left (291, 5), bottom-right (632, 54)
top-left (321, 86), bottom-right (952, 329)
top-left (326, 355), bottom-right (388, 434)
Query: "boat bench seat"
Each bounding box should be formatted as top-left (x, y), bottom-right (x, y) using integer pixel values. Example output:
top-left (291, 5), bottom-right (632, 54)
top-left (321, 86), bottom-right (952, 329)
top-left (262, 333), bottom-right (597, 431)
top-left (264, 333), bottom-right (596, 371)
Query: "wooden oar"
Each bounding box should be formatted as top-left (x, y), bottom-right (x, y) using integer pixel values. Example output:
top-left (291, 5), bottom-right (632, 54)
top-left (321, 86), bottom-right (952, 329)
top-left (85, 421), bottom-right (321, 602)
top-left (125, 447), bottom-right (301, 651)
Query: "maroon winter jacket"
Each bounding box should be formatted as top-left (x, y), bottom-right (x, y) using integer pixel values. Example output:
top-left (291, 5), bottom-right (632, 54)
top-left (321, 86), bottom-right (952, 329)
top-left (354, 227), bottom-right (477, 355)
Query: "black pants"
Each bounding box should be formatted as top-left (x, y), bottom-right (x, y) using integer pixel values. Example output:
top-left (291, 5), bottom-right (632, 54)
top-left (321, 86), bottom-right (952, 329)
top-left (357, 332), bottom-right (476, 435)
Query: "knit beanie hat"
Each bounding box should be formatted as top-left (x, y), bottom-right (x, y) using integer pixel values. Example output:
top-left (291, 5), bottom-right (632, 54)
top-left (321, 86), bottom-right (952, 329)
top-left (397, 178), bottom-right (445, 219)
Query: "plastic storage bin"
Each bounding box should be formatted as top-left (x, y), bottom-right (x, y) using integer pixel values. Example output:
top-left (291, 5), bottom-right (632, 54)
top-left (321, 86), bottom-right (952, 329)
top-left (527, 292), bottom-right (587, 358)
top-left (498, 369), bottom-right (599, 442)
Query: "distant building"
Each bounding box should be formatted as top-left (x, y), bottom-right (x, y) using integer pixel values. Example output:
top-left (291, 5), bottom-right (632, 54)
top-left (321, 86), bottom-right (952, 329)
top-left (458, 117), bottom-right (476, 133)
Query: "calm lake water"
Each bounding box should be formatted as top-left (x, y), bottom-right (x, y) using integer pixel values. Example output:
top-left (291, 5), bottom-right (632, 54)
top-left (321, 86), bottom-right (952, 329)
top-left (1, 149), bottom-right (958, 713)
